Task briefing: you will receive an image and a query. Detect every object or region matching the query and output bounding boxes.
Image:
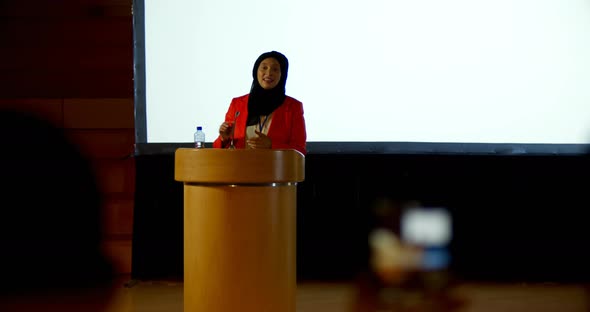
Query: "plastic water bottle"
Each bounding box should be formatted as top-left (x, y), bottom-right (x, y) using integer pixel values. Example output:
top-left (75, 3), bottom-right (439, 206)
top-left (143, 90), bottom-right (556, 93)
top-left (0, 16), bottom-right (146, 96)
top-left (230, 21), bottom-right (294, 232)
top-left (194, 126), bottom-right (205, 148)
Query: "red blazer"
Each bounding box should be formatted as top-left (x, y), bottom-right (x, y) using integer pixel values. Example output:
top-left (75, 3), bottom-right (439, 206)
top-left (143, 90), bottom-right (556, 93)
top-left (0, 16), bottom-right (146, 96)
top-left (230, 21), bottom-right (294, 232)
top-left (213, 94), bottom-right (307, 155)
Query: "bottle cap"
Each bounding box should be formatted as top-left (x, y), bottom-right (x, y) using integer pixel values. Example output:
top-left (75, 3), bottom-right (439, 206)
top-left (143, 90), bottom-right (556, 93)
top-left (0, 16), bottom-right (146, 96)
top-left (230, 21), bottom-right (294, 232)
top-left (197, 126), bottom-right (202, 130)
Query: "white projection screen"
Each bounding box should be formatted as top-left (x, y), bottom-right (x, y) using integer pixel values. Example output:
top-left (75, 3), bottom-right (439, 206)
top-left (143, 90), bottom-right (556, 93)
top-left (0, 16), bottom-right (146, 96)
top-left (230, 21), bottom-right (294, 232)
top-left (133, 0), bottom-right (590, 155)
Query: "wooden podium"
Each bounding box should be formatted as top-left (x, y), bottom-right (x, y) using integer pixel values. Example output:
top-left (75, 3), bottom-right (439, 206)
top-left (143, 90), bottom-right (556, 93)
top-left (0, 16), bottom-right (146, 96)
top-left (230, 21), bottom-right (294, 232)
top-left (174, 148), bottom-right (305, 312)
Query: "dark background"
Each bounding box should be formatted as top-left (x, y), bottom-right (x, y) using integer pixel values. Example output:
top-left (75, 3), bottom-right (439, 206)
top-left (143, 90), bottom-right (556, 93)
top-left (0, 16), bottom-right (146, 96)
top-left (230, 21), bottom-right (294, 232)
top-left (131, 151), bottom-right (590, 283)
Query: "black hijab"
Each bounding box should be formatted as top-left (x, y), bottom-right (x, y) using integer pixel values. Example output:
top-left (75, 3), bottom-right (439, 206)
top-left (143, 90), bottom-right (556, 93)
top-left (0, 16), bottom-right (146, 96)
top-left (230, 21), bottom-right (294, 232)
top-left (247, 51), bottom-right (289, 126)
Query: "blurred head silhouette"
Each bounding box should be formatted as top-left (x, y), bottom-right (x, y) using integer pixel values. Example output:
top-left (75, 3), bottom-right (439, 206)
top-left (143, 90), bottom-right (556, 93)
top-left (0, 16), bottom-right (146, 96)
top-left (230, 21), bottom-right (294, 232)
top-left (0, 109), bottom-right (116, 311)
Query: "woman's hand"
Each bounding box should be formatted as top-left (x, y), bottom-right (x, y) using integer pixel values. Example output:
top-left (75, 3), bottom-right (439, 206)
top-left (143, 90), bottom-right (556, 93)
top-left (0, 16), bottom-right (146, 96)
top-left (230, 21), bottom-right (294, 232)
top-left (218, 121), bottom-right (234, 141)
top-left (247, 130), bottom-right (272, 149)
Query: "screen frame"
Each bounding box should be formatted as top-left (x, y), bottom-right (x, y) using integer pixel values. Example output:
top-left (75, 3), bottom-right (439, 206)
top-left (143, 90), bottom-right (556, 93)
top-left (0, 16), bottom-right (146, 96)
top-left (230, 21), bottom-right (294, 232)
top-left (132, 0), bottom-right (590, 156)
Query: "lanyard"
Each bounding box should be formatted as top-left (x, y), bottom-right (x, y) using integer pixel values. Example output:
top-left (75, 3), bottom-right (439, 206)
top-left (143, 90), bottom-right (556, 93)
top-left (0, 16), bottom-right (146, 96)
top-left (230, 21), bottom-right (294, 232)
top-left (258, 115), bottom-right (269, 132)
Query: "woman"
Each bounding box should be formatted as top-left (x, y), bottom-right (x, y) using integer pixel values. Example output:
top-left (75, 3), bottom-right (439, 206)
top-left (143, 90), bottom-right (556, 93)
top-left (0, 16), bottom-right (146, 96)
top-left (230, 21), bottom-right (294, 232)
top-left (213, 51), bottom-right (307, 155)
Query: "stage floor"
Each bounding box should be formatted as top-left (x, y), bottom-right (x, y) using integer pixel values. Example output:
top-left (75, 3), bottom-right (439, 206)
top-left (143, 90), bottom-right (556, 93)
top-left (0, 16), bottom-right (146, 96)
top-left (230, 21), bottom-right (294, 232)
top-left (105, 277), bottom-right (590, 312)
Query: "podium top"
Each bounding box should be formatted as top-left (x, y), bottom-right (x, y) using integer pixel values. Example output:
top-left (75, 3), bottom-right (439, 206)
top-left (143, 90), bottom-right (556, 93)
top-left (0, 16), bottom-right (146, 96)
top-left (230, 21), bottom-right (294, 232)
top-left (174, 148), bottom-right (305, 184)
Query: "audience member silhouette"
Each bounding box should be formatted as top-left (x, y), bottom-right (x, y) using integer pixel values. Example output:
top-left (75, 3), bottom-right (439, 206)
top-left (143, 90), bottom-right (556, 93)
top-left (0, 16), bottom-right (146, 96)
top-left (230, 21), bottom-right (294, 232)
top-left (0, 109), bottom-right (116, 311)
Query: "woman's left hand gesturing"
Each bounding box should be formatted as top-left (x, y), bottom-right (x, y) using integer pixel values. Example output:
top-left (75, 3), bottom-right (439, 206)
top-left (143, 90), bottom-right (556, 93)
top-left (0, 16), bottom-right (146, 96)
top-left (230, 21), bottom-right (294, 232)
top-left (247, 130), bottom-right (272, 149)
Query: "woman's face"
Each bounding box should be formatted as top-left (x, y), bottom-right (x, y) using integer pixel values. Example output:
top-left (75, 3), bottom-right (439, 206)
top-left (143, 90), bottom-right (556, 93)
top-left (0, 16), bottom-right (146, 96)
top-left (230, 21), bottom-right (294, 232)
top-left (257, 57), bottom-right (281, 90)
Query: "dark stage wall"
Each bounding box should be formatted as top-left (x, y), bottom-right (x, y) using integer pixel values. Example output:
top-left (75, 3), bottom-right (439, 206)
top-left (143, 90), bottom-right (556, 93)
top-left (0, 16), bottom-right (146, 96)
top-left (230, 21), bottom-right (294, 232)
top-left (131, 152), bottom-right (590, 283)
